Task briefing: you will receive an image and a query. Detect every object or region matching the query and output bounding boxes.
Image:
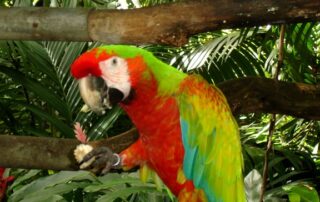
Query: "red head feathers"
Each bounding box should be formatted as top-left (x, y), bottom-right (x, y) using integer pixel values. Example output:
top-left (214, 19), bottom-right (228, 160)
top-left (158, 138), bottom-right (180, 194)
top-left (71, 49), bottom-right (114, 79)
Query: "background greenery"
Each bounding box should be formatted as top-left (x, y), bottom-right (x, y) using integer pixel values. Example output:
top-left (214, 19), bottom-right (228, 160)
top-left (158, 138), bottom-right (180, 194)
top-left (0, 0), bottom-right (319, 201)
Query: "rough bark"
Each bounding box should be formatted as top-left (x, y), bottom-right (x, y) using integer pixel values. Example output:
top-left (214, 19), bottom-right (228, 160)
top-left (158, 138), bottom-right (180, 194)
top-left (0, 77), bottom-right (319, 170)
top-left (0, 128), bottom-right (138, 170)
top-left (220, 77), bottom-right (320, 120)
top-left (0, 0), bottom-right (320, 46)
top-left (0, 8), bottom-right (90, 41)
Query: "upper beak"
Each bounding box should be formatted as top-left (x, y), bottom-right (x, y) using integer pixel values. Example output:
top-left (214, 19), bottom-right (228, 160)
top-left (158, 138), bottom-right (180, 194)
top-left (78, 76), bottom-right (109, 114)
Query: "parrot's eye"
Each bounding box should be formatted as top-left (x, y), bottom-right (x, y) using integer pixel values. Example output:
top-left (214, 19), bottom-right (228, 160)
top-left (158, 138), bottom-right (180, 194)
top-left (111, 58), bottom-right (117, 66)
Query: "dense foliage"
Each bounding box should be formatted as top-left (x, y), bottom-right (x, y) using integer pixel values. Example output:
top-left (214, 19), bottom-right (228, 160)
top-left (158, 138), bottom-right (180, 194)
top-left (0, 0), bottom-right (319, 201)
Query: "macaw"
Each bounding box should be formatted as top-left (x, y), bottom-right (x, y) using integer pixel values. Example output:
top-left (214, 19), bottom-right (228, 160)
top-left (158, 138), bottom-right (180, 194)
top-left (71, 45), bottom-right (245, 202)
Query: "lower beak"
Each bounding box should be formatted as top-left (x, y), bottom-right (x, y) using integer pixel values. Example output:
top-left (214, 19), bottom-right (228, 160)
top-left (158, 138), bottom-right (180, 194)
top-left (78, 76), bottom-right (125, 114)
top-left (78, 76), bottom-right (109, 114)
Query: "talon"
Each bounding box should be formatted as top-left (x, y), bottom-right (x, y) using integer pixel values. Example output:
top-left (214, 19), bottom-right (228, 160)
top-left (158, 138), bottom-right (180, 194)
top-left (79, 157), bottom-right (96, 170)
top-left (80, 147), bottom-right (110, 164)
top-left (74, 146), bottom-right (121, 175)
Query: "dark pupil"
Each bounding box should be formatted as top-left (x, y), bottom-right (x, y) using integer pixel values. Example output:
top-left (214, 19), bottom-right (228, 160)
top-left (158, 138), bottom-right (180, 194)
top-left (112, 58), bottom-right (117, 65)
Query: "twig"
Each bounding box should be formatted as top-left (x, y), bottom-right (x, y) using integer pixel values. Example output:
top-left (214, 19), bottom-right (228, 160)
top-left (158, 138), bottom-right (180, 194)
top-left (259, 24), bottom-right (286, 202)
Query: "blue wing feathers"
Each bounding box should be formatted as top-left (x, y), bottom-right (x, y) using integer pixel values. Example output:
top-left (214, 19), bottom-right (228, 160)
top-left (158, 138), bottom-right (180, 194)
top-left (181, 118), bottom-right (219, 201)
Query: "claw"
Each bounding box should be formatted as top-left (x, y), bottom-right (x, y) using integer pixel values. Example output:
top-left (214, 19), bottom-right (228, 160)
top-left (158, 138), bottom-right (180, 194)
top-left (74, 146), bottom-right (121, 175)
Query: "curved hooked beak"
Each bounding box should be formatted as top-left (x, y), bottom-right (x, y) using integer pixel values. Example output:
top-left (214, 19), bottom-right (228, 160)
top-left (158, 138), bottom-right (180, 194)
top-left (78, 76), bottom-right (125, 115)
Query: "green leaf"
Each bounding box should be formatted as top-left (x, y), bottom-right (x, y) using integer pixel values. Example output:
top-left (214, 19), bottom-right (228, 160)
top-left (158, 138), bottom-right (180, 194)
top-left (283, 183), bottom-right (319, 202)
top-left (96, 186), bottom-right (158, 202)
top-left (20, 194), bottom-right (67, 202)
top-left (0, 97), bottom-right (73, 136)
top-left (10, 170), bottom-right (42, 191)
top-left (22, 101), bottom-right (73, 137)
top-left (9, 171), bottom-right (97, 202)
top-left (0, 66), bottom-right (71, 121)
top-left (88, 106), bottom-right (122, 140)
top-left (85, 178), bottom-right (144, 192)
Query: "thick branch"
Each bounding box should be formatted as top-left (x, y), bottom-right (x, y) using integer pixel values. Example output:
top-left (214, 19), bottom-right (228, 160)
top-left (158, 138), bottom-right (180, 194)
top-left (0, 77), bottom-right (319, 170)
top-left (0, 0), bottom-right (320, 46)
top-left (220, 77), bottom-right (320, 120)
top-left (0, 128), bottom-right (138, 170)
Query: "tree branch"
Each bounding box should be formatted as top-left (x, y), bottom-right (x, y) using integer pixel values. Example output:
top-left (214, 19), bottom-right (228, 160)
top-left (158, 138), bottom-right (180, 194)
top-left (0, 0), bottom-right (319, 46)
top-left (0, 128), bottom-right (138, 170)
top-left (0, 77), bottom-right (319, 170)
top-left (221, 77), bottom-right (320, 120)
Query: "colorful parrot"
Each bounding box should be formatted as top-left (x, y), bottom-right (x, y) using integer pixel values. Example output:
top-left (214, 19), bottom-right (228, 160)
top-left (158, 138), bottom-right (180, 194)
top-left (71, 45), bottom-right (245, 202)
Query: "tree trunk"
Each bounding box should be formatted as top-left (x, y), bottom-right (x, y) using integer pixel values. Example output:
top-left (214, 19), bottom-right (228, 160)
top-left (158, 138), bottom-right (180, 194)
top-left (0, 0), bottom-right (319, 46)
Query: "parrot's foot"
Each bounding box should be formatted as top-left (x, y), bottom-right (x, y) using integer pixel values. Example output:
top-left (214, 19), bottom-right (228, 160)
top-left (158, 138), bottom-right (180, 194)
top-left (74, 145), bottom-right (121, 175)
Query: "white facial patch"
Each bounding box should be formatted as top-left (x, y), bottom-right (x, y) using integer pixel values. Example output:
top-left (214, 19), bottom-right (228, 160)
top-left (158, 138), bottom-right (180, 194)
top-left (98, 56), bottom-right (131, 99)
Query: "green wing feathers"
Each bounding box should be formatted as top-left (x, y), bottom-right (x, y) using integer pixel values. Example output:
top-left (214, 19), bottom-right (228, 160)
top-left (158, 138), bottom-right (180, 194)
top-left (178, 75), bottom-right (245, 202)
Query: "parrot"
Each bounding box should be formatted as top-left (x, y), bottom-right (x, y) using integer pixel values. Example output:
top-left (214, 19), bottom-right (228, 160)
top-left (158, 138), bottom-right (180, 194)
top-left (71, 45), bottom-right (245, 202)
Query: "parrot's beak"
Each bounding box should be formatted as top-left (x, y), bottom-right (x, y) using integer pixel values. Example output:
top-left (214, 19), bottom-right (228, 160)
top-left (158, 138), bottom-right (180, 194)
top-left (78, 76), bottom-right (124, 114)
